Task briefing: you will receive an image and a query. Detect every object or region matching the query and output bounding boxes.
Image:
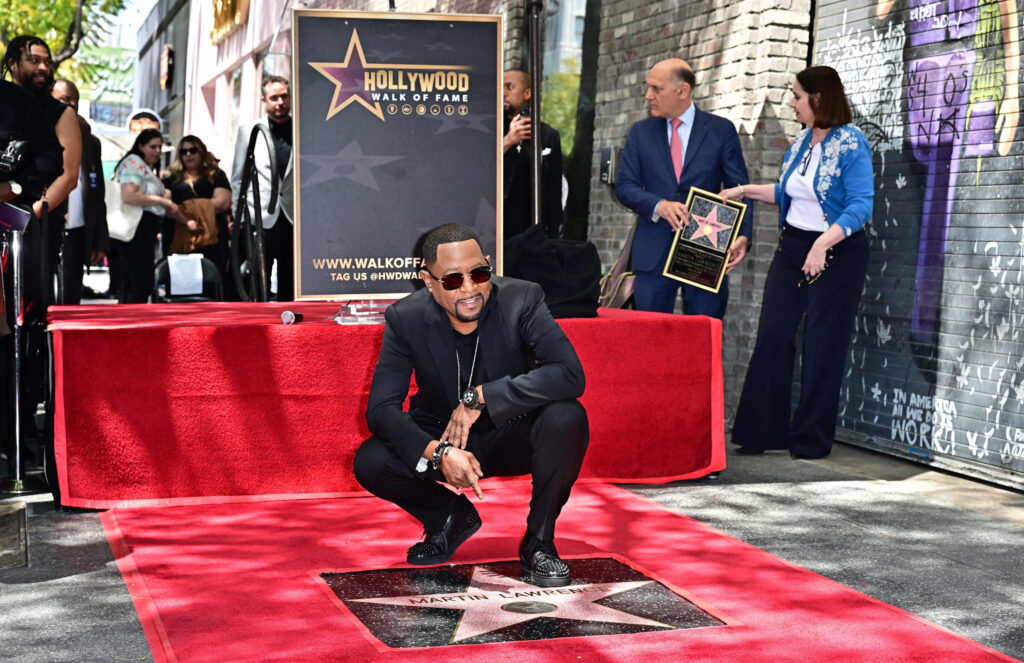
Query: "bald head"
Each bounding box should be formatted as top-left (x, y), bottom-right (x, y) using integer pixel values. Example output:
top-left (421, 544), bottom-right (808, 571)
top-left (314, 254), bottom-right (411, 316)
top-left (53, 79), bottom-right (79, 111)
top-left (645, 58), bottom-right (696, 119)
top-left (503, 68), bottom-right (532, 116)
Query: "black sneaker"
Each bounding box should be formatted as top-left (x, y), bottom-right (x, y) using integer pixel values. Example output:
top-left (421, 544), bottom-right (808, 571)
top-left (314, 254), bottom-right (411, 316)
top-left (519, 535), bottom-right (570, 587)
top-left (406, 494), bottom-right (481, 566)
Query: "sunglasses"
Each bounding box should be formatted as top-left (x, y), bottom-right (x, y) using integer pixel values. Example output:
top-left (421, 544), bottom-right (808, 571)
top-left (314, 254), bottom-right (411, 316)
top-left (798, 146), bottom-right (814, 176)
top-left (424, 264), bottom-right (492, 290)
top-left (798, 250), bottom-right (832, 288)
top-left (180, 147), bottom-right (199, 156)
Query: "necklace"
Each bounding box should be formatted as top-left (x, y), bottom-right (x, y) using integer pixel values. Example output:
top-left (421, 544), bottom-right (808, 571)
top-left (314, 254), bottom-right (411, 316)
top-left (455, 333), bottom-right (480, 401)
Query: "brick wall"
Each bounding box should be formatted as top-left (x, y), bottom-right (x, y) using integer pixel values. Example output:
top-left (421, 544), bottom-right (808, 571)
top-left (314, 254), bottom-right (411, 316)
top-left (588, 0), bottom-right (812, 422)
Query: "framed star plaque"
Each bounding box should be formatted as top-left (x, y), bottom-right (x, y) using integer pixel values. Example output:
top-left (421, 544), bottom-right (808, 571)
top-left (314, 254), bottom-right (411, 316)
top-left (662, 187), bottom-right (747, 294)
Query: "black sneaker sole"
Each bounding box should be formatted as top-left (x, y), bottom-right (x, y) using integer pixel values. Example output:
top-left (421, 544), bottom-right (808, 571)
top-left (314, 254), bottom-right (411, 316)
top-left (406, 518), bottom-right (481, 566)
top-left (521, 565), bottom-right (571, 587)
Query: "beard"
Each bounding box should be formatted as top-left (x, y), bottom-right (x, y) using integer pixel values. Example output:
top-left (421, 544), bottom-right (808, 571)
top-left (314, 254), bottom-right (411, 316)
top-left (454, 308), bottom-right (482, 323)
top-left (16, 69), bottom-right (53, 96)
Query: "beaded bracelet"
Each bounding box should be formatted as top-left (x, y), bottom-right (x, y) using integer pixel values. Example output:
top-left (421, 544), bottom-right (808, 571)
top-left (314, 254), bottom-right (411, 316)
top-left (431, 441), bottom-right (452, 470)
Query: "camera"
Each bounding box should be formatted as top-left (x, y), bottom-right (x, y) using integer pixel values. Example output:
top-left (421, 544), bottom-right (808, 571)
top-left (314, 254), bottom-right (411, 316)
top-left (0, 138), bottom-right (27, 178)
top-left (519, 104), bottom-right (530, 118)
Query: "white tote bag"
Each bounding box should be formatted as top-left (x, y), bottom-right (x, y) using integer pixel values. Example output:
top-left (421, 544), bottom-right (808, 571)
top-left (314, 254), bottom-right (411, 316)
top-left (104, 176), bottom-right (144, 242)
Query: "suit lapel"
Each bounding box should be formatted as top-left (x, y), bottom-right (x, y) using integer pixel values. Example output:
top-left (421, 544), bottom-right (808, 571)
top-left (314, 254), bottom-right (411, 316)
top-left (424, 301), bottom-right (460, 411)
top-left (477, 283), bottom-right (503, 387)
top-left (649, 118), bottom-right (675, 180)
top-left (680, 107), bottom-right (708, 183)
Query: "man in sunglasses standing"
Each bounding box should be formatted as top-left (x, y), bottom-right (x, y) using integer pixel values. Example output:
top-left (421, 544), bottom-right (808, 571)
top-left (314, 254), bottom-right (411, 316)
top-left (354, 223), bottom-right (588, 587)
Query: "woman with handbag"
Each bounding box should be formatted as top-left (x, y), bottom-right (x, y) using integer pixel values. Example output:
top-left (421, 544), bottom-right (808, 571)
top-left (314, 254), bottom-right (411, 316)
top-left (110, 128), bottom-right (194, 303)
top-left (162, 136), bottom-right (232, 284)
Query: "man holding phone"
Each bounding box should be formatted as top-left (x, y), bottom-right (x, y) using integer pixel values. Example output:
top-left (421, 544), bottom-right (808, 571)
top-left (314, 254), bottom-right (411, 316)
top-left (501, 68), bottom-right (563, 240)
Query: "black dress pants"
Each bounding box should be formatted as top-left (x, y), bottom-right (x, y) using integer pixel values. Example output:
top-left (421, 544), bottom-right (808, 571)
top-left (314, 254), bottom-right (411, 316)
top-left (61, 227), bottom-right (86, 305)
top-left (732, 226), bottom-right (869, 458)
top-left (353, 400), bottom-right (589, 541)
top-left (263, 219), bottom-right (293, 301)
top-left (112, 212), bottom-right (160, 304)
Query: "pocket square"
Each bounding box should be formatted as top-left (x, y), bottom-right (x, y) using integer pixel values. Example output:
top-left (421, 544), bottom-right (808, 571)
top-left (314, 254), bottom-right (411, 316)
top-left (542, 147), bottom-right (552, 156)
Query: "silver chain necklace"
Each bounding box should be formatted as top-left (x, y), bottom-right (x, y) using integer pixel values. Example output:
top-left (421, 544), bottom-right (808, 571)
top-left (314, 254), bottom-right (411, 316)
top-left (455, 333), bottom-right (480, 401)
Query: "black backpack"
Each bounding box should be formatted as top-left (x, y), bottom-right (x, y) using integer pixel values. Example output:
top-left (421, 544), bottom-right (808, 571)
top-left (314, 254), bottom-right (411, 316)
top-left (504, 224), bottom-right (602, 318)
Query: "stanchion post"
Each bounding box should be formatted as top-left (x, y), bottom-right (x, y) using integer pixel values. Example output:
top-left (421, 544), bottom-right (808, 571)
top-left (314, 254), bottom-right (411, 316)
top-left (2, 230), bottom-right (25, 493)
top-left (527, 0), bottom-right (544, 229)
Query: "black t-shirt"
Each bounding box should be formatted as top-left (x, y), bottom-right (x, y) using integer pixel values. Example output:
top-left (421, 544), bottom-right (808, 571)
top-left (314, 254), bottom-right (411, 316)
top-left (453, 327), bottom-right (493, 434)
top-left (0, 79), bottom-right (62, 204)
top-left (268, 117), bottom-right (292, 176)
top-left (37, 94), bottom-right (72, 218)
top-left (454, 328), bottom-right (483, 396)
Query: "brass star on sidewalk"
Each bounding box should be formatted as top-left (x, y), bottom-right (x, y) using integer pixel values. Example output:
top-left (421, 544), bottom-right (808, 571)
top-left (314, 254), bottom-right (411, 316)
top-left (348, 566), bottom-right (671, 643)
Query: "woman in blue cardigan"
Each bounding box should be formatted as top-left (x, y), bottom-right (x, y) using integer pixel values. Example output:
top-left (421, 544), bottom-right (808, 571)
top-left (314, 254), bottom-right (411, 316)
top-left (720, 66), bottom-right (874, 459)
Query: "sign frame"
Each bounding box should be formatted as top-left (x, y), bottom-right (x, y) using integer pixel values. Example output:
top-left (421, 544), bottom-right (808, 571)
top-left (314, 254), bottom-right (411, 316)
top-left (291, 8), bottom-right (503, 301)
top-left (662, 187), bottom-right (747, 294)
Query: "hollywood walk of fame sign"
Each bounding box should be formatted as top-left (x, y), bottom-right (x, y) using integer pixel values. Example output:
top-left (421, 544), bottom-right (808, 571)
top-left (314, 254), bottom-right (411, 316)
top-left (662, 187), bottom-right (747, 293)
top-left (292, 10), bottom-right (502, 299)
top-left (319, 558), bottom-right (724, 648)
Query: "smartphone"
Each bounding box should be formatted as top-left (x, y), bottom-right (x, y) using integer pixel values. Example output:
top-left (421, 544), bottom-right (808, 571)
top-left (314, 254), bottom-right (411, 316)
top-left (520, 104), bottom-right (530, 118)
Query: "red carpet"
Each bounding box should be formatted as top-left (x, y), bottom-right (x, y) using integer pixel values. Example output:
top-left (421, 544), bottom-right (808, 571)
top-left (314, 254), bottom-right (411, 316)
top-left (52, 304), bottom-right (724, 508)
top-left (102, 483), bottom-right (1017, 662)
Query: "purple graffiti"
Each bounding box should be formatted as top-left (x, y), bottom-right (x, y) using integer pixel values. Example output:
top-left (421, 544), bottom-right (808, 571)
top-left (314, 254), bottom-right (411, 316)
top-left (907, 0), bottom-right (978, 47)
top-left (907, 50), bottom-right (976, 343)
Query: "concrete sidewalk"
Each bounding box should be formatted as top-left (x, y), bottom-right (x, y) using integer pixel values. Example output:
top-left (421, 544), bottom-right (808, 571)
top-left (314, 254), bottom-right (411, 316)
top-left (2, 441), bottom-right (1023, 662)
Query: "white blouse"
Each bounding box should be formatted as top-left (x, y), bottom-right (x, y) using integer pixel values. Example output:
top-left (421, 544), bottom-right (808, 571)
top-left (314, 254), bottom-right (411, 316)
top-left (116, 154), bottom-right (166, 216)
top-left (784, 142), bottom-right (827, 232)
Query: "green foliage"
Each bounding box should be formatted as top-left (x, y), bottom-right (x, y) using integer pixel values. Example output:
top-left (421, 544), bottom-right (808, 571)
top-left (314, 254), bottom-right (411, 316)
top-left (1, 0), bottom-right (127, 68)
top-left (542, 58), bottom-right (581, 156)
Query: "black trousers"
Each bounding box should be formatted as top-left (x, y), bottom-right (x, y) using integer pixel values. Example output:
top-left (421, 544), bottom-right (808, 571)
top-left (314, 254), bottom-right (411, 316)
top-left (732, 226), bottom-right (869, 458)
top-left (263, 219), bottom-right (293, 301)
top-left (60, 227), bottom-right (86, 305)
top-left (353, 400), bottom-right (589, 541)
top-left (111, 212), bottom-right (160, 304)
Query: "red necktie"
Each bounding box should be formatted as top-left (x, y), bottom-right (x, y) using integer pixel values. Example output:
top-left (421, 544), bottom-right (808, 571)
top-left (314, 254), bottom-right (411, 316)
top-left (670, 118), bottom-right (683, 183)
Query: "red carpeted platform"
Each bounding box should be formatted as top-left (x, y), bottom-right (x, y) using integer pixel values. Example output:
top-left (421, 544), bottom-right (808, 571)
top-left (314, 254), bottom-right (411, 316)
top-left (50, 303), bottom-right (724, 508)
top-left (102, 483), bottom-right (1019, 663)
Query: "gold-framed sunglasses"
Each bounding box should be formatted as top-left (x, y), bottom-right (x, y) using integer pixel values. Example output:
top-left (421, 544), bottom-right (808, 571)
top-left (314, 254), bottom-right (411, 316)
top-left (798, 253), bottom-right (832, 288)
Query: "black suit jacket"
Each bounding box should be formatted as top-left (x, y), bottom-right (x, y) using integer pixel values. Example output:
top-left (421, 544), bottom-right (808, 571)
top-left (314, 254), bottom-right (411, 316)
top-left (79, 124), bottom-right (108, 255)
top-left (503, 118), bottom-right (564, 240)
top-left (366, 276), bottom-right (585, 471)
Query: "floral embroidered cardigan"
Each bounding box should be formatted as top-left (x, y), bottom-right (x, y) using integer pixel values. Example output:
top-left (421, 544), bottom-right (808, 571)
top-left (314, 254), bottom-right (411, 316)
top-left (773, 124), bottom-right (875, 237)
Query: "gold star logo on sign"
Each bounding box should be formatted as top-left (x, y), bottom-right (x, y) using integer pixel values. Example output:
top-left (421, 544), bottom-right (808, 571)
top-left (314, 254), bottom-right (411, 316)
top-left (309, 29), bottom-right (472, 123)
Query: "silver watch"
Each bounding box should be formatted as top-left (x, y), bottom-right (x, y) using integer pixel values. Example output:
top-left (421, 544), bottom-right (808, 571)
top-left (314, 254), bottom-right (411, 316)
top-left (461, 387), bottom-right (485, 410)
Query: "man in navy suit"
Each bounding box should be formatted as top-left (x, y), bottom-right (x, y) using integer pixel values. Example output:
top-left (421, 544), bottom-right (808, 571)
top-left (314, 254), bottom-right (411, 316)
top-left (615, 58), bottom-right (750, 318)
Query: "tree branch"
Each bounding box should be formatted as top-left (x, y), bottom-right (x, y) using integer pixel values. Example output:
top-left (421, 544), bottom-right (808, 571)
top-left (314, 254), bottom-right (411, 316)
top-left (52, 0), bottom-right (85, 66)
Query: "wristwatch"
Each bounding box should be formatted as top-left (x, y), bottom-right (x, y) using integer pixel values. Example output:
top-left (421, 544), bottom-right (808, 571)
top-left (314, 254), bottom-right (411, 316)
top-left (461, 387), bottom-right (485, 410)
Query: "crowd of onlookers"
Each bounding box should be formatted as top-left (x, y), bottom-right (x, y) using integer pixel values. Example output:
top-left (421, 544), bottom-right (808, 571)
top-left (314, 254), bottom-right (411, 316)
top-left (1, 34), bottom-right (296, 479)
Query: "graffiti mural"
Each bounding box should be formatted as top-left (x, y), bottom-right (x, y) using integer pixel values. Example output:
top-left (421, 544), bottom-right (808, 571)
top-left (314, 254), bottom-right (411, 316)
top-left (815, 0), bottom-right (1024, 480)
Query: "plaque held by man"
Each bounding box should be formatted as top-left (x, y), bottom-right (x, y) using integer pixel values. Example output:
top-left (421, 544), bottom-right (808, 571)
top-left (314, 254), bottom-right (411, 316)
top-left (662, 187), bottom-right (747, 294)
